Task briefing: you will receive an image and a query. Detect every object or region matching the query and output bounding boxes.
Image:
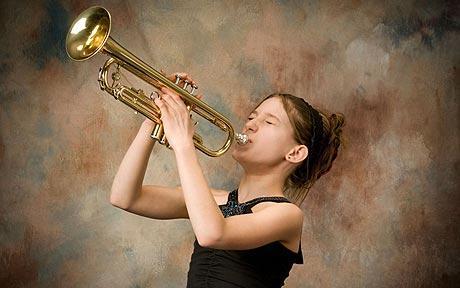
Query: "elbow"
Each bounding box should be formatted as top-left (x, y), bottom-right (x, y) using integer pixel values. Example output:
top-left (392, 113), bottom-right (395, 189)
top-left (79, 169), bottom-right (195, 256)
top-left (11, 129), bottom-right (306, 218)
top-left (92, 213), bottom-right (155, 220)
top-left (197, 235), bottom-right (217, 248)
top-left (110, 199), bottom-right (127, 210)
top-left (197, 219), bottom-right (226, 248)
top-left (109, 190), bottom-right (130, 210)
top-left (110, 198), bottom-right (126, 210)
top-left (196, 231), bottom-right (223, 249)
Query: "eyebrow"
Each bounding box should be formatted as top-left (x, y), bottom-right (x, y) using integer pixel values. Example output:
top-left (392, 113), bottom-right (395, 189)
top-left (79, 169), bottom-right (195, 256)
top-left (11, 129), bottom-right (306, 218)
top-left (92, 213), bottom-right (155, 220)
top-left (249, 110), bottom-right (281, 122)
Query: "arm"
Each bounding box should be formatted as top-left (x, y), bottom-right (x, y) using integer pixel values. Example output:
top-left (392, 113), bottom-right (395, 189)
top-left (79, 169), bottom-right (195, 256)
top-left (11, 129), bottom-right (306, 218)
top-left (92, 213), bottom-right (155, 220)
top-left (175, 148), bottom-right (304, 249)
top-left (109, 120), bottom-right (156, 209)
top-left (155, 88), bottom-right (304, 249)
top-left (207, 203), bottom-right (304, 250)
top-left (110, 119), bottom-right (192, 219)
top-left (110, 72), bottom-right (199, 219)
top-left (174, 146), bottom-right (226, 246)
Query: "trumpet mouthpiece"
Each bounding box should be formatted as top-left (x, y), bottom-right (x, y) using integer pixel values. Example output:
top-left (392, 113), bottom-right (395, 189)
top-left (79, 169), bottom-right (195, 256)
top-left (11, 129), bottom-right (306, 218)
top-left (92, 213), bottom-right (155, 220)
top-left (235, 133), bottom-right (249, 145)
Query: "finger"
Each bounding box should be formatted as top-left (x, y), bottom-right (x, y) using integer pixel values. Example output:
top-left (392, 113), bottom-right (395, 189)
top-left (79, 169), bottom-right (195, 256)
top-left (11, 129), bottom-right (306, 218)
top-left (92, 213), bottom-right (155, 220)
top-left (162, 93), bottom-right (187, 116)
top-left (166, 73), bottom-right (177, 82)
top-left (166, 72), bottom-right (185, 82)
top-left (159, 91), bottom-right (181, 113)
top-left (183, 74), bottom-right (195, 86)
top-left (154, 97), bottom-right (171, 120)
top-left (174, 72), bottom-right (197, 86)
top-left (149, 91), bottom-right (159, 100)
top-left (161, 87), bottom-right (185, 108)
top-left (161, 86), bottom-right (180, 98)
top-left (167, 72), bottom-right (186, 84)
top-left (175, 72), bottom-right (188, 79)
top-left (154, 96), bottom-right (165, 111)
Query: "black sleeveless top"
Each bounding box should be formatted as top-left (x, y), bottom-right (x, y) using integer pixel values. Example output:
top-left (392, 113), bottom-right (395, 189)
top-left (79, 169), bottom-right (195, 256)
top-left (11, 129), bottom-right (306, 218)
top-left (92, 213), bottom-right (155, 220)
top-left (186, 188), bottom-right (304, 288)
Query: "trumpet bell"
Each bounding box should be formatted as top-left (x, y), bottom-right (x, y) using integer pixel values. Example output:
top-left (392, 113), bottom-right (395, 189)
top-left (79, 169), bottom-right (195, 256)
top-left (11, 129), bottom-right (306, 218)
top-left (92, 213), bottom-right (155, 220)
top-left (66, 6), bottom-right (111, 61)
top-left (65, 6), bottom-right (249, 157)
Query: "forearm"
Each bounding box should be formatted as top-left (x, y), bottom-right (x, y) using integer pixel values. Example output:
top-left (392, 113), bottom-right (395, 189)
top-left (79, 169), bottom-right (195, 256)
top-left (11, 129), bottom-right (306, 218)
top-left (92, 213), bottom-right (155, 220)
top-left (174, 145), bottom-right (225, 246)
top-left (110, 121), bottom-right (157, 209)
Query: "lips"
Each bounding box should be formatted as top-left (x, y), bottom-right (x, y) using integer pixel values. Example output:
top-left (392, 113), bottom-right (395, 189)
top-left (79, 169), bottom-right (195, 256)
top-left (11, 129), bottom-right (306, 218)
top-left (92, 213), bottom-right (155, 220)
top-left (237, 137), bottom-right (252, 146)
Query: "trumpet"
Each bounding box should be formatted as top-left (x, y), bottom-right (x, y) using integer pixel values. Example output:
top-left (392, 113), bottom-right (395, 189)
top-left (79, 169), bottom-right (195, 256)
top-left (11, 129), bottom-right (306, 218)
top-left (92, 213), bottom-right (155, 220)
top-left (65, 6), bottom-right (248, 157)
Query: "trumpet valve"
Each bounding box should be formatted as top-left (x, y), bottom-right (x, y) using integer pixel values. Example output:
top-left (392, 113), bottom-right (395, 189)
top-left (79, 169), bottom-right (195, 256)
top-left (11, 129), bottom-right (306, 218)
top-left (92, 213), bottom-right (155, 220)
top-left (191, 84), bottom-right (198, 94)
top-left (150, 123), bottom-right (163, 142)
top-left (183, 80), bottom-right (190, 90)
top-left (174, 74), bottom-right (181, 85)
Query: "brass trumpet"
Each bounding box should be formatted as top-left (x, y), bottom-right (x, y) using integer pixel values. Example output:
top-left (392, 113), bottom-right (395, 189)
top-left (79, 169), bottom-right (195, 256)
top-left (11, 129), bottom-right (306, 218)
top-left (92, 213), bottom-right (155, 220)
top-left (65, 6), bottom-right (248, 157)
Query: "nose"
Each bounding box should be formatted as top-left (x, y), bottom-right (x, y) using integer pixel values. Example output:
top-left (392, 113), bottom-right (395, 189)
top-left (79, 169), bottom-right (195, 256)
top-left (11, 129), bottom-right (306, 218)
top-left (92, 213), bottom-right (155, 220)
top-left (243, 118), bottom-right (258, 134)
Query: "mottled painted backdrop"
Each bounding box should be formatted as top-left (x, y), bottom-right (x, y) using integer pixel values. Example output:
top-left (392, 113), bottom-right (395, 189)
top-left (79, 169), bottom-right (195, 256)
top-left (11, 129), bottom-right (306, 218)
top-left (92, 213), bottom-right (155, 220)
top-left (1, 0), bottom-right (459, 287)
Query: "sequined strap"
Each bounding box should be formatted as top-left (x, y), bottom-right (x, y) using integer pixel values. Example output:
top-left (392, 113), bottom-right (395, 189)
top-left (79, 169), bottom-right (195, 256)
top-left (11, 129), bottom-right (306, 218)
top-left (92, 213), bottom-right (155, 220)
top-left (243, 196), bottom-right (291, 209)
top-left (227, 189), bottom-right (238, 203)
top-left (219, 189), bottom-right (291, 217)
top-left (226, 189), bottom-right (291, 206)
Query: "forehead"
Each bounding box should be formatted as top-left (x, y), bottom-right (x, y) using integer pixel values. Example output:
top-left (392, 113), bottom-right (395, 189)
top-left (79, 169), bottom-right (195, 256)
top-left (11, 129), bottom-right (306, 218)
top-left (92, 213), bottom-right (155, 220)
top-left (253, 97), bottom-right (290, 123)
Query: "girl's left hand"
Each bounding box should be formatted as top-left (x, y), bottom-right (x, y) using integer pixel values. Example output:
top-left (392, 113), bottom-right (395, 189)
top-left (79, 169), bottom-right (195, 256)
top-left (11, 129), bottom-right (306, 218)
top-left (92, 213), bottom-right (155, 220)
top-left (153, 86), bottom-right (197, 152)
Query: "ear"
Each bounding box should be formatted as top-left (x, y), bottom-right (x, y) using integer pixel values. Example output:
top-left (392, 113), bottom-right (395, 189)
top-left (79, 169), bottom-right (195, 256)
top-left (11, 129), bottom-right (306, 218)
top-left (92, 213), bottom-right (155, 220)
top-left (285, 144), bottom-right (308, 164)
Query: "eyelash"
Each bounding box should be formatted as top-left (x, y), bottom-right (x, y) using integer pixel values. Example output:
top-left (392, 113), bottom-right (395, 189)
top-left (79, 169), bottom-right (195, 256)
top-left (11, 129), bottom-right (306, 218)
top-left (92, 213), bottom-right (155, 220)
top-left (247, 117), bottom-right (273, 125)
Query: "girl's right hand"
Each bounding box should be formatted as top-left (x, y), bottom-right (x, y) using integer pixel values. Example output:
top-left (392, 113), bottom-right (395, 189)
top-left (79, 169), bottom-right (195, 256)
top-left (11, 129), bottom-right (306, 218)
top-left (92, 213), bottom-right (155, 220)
top-left (143, 70), bottom-right (202, 126)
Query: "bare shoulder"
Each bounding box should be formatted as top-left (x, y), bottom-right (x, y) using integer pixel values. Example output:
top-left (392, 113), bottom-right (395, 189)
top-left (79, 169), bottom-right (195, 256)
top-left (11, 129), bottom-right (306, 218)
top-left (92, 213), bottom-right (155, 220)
top-left (252, 200), bottom-right (304, 217)
top-left (283, 203), bottom-right (304, 225)
top-left (251, 201), bottom-right (304, 230)
top-left (271, 202), bottom-right (304, 223)
top-left (255, 202), bottom-right (304, 250)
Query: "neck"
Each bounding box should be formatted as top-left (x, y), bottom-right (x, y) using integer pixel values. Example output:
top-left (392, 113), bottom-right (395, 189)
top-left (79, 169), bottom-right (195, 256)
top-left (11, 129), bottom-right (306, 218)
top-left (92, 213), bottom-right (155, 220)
top-left (237, 170), bottom-right (286, 202)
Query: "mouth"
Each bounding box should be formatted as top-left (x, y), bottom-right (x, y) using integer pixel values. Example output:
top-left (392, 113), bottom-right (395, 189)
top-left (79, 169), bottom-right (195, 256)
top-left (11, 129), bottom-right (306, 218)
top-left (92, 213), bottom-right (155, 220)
top-left (236, 137), bottom-right (252, 146)
top-left (235, 133), bottom-right (251, 145)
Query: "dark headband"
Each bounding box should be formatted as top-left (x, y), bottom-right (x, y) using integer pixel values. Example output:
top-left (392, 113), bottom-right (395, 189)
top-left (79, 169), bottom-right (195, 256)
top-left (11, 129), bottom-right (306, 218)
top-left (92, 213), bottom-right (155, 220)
top-left (300, 100), bottom-right (324, 178)
top-left (303, 100), bottom-right (324, 152)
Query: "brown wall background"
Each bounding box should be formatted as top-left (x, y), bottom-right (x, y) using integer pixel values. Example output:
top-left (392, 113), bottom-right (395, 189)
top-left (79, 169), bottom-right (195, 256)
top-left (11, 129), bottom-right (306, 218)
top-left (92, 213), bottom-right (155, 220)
top-left (1, 0), bottom-right (459, 287)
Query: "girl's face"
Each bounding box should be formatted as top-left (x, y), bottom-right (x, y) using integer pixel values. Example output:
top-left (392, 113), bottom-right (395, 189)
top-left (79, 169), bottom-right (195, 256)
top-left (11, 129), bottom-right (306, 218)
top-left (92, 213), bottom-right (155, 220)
top-left (232, 97), bottom-right (299, 172)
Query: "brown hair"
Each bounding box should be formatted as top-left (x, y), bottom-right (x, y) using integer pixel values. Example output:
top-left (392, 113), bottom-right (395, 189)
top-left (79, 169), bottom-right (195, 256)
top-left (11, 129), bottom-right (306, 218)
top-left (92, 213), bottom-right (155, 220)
top-left (255, 93), bottom-right (345, 206)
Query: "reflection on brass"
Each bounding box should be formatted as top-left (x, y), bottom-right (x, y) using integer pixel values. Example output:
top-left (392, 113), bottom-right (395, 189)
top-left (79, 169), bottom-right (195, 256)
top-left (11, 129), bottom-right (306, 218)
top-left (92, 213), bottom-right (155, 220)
top-left (66, 6), bottom-right (248, 157)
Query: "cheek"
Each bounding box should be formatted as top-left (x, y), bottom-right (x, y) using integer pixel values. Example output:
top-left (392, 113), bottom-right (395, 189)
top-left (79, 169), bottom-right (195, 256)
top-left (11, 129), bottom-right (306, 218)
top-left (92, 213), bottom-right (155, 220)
top-left (266, 130), bottom-right (294, 153)
top-left (232, 128), bottom-right (292, 160)
top-left (256, 131), bottom-right (290, 155)
top-left (260, 128), bottom-right (289, 146)
top-left (258, 127), bottom-right (278, 142)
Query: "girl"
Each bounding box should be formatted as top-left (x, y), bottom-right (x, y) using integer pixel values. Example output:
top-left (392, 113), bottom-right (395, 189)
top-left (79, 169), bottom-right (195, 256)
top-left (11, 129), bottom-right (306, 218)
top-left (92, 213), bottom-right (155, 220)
top-left (110, 73), bottom-right (345, 287)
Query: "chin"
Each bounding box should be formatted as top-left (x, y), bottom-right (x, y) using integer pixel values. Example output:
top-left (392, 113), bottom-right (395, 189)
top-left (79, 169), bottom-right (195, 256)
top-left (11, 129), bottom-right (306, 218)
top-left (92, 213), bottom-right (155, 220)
top-left (231, 147), bottom-right (258, 168)
top-left (231, 148), bottom-right (240, 162)
top-left (231, 147), bottom-right (247, 164)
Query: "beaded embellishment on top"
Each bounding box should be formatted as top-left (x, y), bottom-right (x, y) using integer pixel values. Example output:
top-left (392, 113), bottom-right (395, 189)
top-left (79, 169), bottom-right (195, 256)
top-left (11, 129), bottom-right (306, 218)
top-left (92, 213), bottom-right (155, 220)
top-left (219, 189), bottom-right (291, 218)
